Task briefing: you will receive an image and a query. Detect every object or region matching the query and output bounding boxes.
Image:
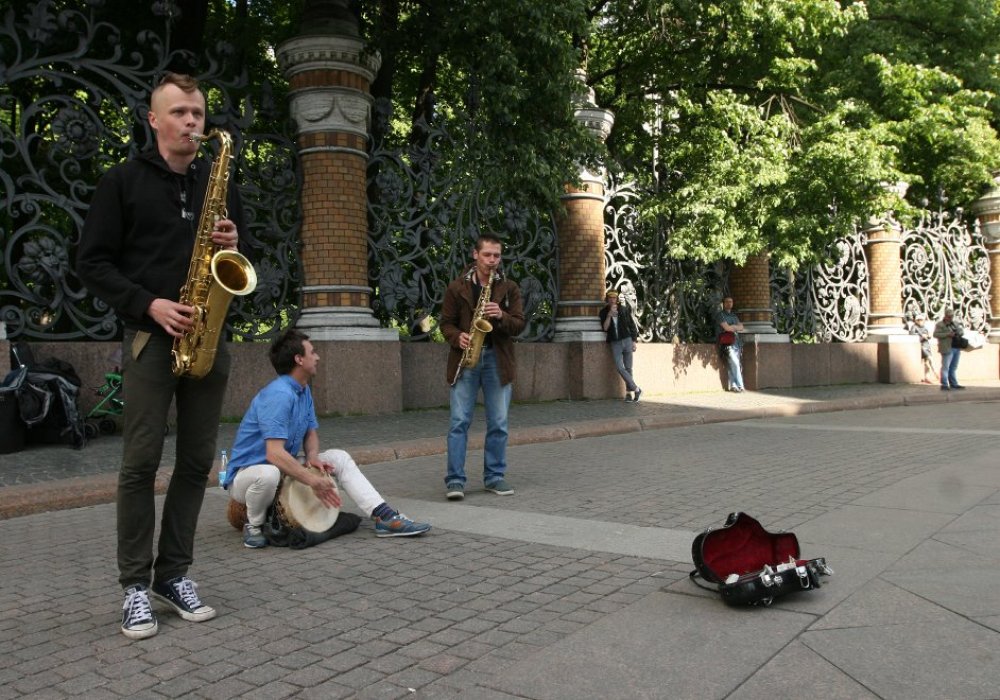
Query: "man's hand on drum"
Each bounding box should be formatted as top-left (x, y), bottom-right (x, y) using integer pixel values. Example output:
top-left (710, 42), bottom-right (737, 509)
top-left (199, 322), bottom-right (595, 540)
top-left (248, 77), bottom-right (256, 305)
top-left (308, 469), bottom-right (341, 509)
top-left (307, 458), bottom-right (335, 476)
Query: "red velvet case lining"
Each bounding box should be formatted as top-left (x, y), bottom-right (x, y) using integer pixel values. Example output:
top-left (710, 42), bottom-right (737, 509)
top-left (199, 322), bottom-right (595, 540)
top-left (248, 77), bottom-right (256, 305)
top-left (696, 513), bottom-right (800, 582)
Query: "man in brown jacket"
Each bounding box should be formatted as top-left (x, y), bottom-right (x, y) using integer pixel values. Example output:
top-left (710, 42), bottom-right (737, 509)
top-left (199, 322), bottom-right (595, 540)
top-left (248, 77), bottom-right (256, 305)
top-left (440, 233), bottom-right (525, 500)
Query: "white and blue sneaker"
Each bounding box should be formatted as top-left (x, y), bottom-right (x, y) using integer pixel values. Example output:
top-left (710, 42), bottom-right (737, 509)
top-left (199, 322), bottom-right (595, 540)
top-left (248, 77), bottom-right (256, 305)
top-left (151, 576), bottom-right (216, 622)
top-left (121, 584), bottom-right (158, 640)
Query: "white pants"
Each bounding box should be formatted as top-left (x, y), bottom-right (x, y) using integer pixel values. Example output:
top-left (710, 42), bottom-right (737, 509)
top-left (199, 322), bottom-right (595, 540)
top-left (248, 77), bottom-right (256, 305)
top-left (230, 449), bottom-right (384, 526)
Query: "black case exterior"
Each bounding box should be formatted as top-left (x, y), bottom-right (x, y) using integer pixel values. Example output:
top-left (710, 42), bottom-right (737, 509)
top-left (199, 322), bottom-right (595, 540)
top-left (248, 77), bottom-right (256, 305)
top-left (691, 512), bottom-right (832, 606)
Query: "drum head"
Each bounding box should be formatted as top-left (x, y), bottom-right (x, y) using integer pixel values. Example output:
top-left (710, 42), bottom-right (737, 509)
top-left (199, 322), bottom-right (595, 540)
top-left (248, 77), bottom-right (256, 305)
top-left (278, 471), bottom-right (340, 533)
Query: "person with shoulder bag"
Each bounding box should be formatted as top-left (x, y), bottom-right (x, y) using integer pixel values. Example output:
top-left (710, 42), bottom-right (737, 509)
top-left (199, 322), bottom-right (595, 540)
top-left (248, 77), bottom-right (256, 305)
top-left (714, 296), bottom-right (746, 393)
top-left (933, 308), bottom-right (965, 390)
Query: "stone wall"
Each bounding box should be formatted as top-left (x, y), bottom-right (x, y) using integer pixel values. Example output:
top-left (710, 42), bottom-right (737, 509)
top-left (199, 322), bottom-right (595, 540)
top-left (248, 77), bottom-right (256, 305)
top-left (1, 338), bottom-right (996, 422)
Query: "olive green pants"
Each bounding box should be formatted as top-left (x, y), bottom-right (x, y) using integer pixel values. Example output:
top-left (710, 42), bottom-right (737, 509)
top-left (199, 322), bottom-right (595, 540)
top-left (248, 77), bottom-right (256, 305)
top-left (117, 329), bottom-right (230, 588)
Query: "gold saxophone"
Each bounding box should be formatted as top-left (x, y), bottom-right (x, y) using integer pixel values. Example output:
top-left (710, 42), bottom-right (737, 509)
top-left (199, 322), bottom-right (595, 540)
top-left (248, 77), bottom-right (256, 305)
top-left (452, 270), bottom-right (495, 385)
top-left (171, 129), bottom-right (257, 379)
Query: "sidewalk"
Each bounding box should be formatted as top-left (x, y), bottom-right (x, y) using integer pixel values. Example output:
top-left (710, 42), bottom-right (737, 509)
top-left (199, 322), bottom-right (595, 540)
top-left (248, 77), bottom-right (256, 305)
top-left (2, 382), bottom-right (1000, 698)
top-left (2, 381), bottom-right (999, 519)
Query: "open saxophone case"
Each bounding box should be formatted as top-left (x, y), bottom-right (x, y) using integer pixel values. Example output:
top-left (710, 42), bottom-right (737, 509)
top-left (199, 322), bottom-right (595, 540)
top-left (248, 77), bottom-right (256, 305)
top-left (690, 512), bottom-right (833, 606)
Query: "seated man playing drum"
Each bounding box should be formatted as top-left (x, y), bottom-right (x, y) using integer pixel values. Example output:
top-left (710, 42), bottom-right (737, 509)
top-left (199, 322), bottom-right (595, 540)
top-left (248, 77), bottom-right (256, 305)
top-left (222, 328), bottom-right (431, 548)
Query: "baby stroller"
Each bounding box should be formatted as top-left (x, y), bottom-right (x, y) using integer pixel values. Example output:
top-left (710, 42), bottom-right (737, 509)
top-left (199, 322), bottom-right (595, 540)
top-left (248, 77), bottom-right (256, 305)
top-left (84, 368), bottom-right (124, 439)
top-left (83, 347), bottom-right (124, 438)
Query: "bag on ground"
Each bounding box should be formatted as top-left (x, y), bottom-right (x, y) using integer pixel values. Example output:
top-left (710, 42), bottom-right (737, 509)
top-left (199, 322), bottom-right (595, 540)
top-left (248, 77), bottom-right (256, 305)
top-left (10, 341), bottom-right (86, 448)
top-left (690, 512), bottom-right (832, 606)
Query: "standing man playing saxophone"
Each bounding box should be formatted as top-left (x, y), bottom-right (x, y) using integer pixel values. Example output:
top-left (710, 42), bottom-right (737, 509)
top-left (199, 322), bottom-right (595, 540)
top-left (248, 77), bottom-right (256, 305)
top-left (77, 72), bottom-right (249, 640)
top-left (440, 233), bottom-right (525, 500)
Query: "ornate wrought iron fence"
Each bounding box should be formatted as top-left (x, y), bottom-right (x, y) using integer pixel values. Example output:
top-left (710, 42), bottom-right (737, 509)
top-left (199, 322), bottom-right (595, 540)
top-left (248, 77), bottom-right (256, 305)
top-left (602, 175), bottom-right (724, 342)
top-left (0, 1), bottom-right (301, 342)
top-left (603, 176), bottom-right (990, 342)
top-left (901, 208), bottom-right (990, 332)
top-left (1, 2), bottom-right (991, 347)
top-left (772, 233), bottom-right (870, 342)
top-left (366, 99), bottom-right (558, 342)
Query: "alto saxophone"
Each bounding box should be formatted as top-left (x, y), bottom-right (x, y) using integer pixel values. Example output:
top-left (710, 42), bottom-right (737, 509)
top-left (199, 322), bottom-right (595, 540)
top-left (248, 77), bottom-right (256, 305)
top-left (451, 270), bottom-right (495, 385)
top-left (171, 129), bottom-right (257, 379)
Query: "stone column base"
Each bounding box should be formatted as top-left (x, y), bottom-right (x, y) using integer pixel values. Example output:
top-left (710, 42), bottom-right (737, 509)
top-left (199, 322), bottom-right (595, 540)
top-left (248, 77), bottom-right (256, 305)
top-left (742, 332), bottom-right (790, 344)
top-left (741, 337), bottom-right (792, 390)
top-left (297, 307), bottom-right (399, 341)
top-left (740, 322), bottom-right (780, 335)
top-left (552, 316), bottom-right (605, 343)
top-left (863, 332), bottom-right (921, 383)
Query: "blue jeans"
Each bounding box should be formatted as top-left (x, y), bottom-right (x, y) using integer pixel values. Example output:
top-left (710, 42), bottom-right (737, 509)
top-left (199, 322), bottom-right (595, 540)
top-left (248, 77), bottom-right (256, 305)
top-left (723, 345), bottom-right (744, 391)
top-left (940, 348), bottom-right (961, 387)
top-left (610, 339), bottom-right (638, 392)
top-left (446, 348), bottom-right (512, 487)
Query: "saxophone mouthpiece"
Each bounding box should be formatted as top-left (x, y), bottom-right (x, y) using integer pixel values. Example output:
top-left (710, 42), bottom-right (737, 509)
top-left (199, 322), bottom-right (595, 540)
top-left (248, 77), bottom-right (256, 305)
top-left (189, 132), bottom-right (206, 143)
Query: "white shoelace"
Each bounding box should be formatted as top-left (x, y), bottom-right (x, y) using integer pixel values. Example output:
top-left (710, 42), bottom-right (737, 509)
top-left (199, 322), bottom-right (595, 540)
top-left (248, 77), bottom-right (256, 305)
top-left (124, 587), bottom-right (153, 623)
top-left (172, 577), bottom-right (203, 610)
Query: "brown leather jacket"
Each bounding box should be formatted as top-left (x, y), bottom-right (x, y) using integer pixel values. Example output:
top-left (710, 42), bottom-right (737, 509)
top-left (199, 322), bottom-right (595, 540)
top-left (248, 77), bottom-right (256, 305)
top-left (440, 267), bottom-right (525, 385)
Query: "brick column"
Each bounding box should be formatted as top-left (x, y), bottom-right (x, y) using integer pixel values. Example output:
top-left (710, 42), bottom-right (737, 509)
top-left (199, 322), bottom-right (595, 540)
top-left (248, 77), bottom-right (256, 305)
top-left (861, 182), bottom-right (918, 383)
top-left (863, 182), bottom-right (909, 337)
top-left (728, 253), bottom-right (788, 391)
top-left (276, 13), bottom-right (396, 340)
top-left (553, 73), bottom-right (615, 342)
top-left (972, 173), bottom-right (1000, 342)
top-left (728, 253), bottom-right (779, 335)
top-left (863, 217), bottom-right (906, 336)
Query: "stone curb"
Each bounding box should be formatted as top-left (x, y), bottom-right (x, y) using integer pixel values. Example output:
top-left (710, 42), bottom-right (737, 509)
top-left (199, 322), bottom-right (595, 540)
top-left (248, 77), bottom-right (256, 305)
top-left (0, 471), bottom-right (175, 520)
top-left (2, 387), bottom-right (997, 520)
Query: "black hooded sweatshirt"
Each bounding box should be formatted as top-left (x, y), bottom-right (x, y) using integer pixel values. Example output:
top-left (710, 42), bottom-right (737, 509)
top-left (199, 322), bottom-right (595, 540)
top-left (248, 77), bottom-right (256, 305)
top-left (76, 149), bottom-right (249, 334)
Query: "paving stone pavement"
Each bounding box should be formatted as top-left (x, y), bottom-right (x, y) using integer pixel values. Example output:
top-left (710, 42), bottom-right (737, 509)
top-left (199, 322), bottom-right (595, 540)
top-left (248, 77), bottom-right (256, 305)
top-left (1, 383), bottom-right (1000, 698)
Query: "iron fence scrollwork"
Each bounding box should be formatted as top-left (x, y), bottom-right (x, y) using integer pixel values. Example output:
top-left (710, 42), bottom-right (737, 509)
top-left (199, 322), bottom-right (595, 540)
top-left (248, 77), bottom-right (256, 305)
top-left (366, 98), bottom-right (558, 342)
top-left (603, 174), bottom-right (724, 343)
top-left (901, 208), bottom-right (990, 333)
top-left (0, 0), bottom-right (301, 342)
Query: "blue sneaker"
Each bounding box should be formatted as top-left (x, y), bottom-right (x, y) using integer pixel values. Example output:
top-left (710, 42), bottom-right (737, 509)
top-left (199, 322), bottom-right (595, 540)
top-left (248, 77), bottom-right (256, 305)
top-left (151, 576), bottom-right (216, 622)
top-left (485, 478), bottom-right (514, 495)
top-left (243, 523), bottom-right (268, 549)
top-left (446, 482), bottom-right (465, 501)
top-left (374, 513), bottom-right (431, 537)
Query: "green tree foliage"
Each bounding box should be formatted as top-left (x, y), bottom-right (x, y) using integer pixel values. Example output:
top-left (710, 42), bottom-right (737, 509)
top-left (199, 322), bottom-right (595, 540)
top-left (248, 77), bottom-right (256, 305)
top-left (8, 0), bottom-right (1000, 270)
top-left (360, 0), bottom-right (600, 209)
top-left (587, 0), bottom-right (1000, 268)
top-left (822, 0), bottom-right (1000, 208)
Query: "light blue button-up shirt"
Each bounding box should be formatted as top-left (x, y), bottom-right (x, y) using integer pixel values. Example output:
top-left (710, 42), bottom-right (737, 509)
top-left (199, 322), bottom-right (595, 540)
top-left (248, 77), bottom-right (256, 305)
top-left (222, 374), bottom-right (318, 488)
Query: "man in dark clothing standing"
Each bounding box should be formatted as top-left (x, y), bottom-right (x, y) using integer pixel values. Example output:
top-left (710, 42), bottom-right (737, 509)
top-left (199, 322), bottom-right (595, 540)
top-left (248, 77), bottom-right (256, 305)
top-left (76, 72), bottom-right (249, 640)
top-left (599, 290), bottom-right (642, 402)
top-left (440, 233), bottom-right (525, 500)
